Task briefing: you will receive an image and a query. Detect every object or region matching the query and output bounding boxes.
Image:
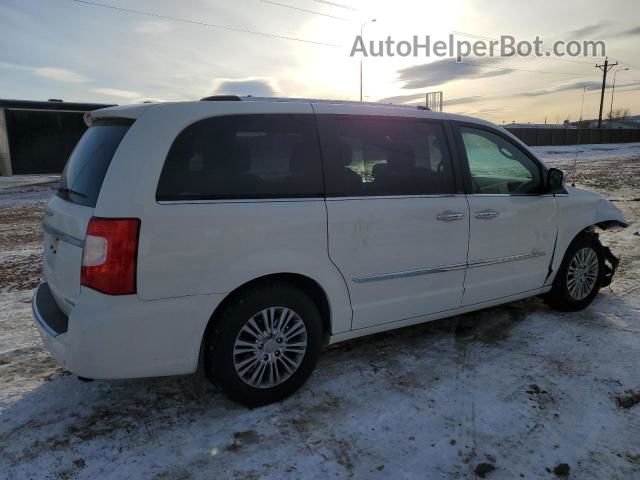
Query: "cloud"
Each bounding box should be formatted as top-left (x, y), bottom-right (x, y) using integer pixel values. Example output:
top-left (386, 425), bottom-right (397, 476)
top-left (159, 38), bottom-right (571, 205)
top-left (443, 96), bottom-right (484, 106)
top-left (614, 26), bottom-right (640, 37)
top-left (568, 22), bottom-right (612, 38)
top-left (212, 78), bottom-right (277, 97)
top-left (471, 108), bottom-right (507, 114)
top-left (615, 80), bottom-right (640, 92)
top-left (33, 67), bottom-right (88, 83)
top-left (134, 20), bottom-right (174, 34)
top-left (92, 88), bottom-right (142, 98)
top-left (0, 61), bottom-right (30, 72)
top-left (513, 81), bottom-right (601, 97)
top-left (397, 57), bottom-right (513, 90)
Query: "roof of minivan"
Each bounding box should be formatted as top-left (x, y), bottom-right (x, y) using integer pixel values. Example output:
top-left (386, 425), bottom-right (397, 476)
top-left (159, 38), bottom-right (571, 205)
top-left (85, 96), bottom-right (497, 130)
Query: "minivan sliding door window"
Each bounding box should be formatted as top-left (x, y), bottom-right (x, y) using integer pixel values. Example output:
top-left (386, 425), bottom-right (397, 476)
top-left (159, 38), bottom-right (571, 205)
top-left (156, 114), bottom-right (323, 201)
top-left (317, 116), bottom-right (456, 197)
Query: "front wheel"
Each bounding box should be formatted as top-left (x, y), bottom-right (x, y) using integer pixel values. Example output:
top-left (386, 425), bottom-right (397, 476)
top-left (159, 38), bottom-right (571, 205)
top-left (204, 282), bottom-right (323, 407)
top-left (545, 233), bottom-right (605, 312)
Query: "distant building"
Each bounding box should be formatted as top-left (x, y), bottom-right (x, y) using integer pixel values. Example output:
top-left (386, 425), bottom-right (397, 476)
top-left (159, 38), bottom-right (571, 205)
top-left (0, 99), bottom-right (114, 176)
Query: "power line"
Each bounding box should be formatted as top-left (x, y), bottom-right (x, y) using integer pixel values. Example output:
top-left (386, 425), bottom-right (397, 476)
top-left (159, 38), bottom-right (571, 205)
top-left (65, 0), bottom-right (341, 47)
top-left (308, 0), bottom-right (359, 11)
top-left (259, 0), bottom-right (351, 21)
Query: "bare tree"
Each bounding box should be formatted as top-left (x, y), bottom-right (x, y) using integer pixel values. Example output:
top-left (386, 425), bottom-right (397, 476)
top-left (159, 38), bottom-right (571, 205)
top-left (607, 108), bottom-right (630, 121)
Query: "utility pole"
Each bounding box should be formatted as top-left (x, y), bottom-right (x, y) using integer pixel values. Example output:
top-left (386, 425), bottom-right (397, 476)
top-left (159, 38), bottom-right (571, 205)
top-left (595, 57), bottom-right (618, 128)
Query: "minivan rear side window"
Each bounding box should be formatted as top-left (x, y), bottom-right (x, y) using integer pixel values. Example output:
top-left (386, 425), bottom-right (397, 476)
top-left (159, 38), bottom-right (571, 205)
top-left (317, 116), bottom-right (455, 197)
top-left (156, 114), bottom-right (323, 201)
top-left (58, 119), bottom-right (133, 208)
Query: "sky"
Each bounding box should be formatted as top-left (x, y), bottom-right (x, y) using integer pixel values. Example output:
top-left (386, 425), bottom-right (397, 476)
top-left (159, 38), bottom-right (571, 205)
top-left (1, 0), bottom-right (639, 124)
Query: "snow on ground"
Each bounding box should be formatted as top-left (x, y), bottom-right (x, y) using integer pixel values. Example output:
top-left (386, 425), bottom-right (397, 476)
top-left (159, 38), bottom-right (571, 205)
top-left (531, 142), bottom-right (640, 164)
top-left (1, 148), bottom-right (639, 479)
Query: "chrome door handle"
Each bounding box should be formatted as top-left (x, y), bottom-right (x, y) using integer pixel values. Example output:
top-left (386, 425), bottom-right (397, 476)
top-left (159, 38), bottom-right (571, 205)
top-left (437, 212), bottom-right (465, 221)
top-left (474, 209), bottom-right (499, 219)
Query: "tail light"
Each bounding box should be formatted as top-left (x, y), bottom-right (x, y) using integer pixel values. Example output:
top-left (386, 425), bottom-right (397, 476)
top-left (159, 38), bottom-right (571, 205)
top-left (81, 217), bottom-right (140, 295)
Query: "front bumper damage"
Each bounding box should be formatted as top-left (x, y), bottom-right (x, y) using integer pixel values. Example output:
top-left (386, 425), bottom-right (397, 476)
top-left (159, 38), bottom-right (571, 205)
top-left (601, 245), bottom-right (620, 288)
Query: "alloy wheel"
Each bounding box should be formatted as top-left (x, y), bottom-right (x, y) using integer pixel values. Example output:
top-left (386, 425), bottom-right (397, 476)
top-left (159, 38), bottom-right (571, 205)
top-left (233, 307), bottom-right (308, 389)
top-left (567, 247), bottom-right (599, 301)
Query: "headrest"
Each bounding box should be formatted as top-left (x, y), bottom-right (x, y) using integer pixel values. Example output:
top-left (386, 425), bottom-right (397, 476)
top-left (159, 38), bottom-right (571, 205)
top-left (386, 146), bottom-right (414, 171)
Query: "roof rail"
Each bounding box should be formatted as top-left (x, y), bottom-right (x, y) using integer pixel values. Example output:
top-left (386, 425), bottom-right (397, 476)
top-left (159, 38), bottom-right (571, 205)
top-left (416, 105), bottom-right (431, 111)
top-left (200, 95), bottom-right (242, 102)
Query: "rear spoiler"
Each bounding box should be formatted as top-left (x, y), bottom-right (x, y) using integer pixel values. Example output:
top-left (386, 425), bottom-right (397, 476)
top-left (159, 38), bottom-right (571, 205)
top-left (84, 103), bottom-right (155, 127)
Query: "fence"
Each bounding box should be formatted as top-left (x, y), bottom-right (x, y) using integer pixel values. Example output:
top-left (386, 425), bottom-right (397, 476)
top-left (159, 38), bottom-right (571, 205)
top-left (505, 127), bottom-right (640, 147)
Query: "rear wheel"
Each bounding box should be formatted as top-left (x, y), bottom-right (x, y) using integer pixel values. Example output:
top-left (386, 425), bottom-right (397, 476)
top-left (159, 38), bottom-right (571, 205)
top-left (204, 282), bottom-right (323, 407)
top-left (545, 233), bottom-right (604, 312)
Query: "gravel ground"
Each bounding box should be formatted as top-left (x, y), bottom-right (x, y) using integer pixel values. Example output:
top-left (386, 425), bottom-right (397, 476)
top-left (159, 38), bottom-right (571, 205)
top-left (0, 146), bottom-right (639, 479)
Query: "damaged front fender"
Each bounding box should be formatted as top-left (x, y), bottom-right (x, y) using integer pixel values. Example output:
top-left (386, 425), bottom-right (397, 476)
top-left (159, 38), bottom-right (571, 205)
top-left (600, 243), bottom-right (620, 288)
top-left (549, 187), bottom-right (627, 285)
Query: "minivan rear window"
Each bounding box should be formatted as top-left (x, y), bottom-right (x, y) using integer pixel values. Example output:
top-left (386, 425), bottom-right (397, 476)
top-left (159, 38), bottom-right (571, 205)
top-left (57, 119), bottom-right (133, 207)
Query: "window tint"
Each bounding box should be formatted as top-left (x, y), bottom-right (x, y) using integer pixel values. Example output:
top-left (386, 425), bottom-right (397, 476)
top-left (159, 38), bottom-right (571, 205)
top-left (156, 114), bottom-right (323, 200)
top-left (460, 127), bottom-right (542, 195)
top-left (58, 120), bottom-right (133, 207)
top-left (318, 116), bottom-right (455, 196)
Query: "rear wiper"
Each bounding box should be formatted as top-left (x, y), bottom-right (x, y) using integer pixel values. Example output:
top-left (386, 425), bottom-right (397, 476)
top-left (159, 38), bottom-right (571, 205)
top-left (57, 187), bottom-right (87, 198)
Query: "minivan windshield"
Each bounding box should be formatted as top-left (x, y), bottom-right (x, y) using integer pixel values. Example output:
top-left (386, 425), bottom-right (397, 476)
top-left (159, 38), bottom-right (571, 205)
top-left (58, 119), bottom-right (133, 207)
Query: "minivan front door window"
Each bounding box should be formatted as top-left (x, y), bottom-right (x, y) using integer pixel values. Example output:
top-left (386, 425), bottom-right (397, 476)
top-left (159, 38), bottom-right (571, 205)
top-left (460, 127), bottom-right (542, 195)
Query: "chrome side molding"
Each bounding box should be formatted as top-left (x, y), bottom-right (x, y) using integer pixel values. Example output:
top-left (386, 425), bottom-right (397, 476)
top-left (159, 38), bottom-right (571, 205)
top-left (352, 250), bottom-right (546, 284)
top-left (467, 250), bottom-right (545, 269)
top-left (352, 263), bottom-right (467, 283)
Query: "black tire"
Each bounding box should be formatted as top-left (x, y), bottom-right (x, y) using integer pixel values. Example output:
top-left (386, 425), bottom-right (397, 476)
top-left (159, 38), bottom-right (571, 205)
top-left (545, 232), bottom-right (605, 312)
top-left (204, 281), bottom-right (323, 407)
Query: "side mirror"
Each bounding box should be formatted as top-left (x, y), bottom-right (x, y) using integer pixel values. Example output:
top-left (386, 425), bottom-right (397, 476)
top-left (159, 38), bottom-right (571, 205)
top-left (547, 168), bottom-right (565, 194)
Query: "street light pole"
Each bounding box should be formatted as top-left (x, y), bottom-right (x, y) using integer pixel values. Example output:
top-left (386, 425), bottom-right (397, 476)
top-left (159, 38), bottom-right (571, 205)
top-left (609, 67), bottom-right (630, 121)
top-left (359, 19), bottom-right (376, 102)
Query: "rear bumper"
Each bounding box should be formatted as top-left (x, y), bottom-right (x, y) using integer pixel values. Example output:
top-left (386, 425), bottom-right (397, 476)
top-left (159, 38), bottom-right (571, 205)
top-left (32, 282), bottom-right (226, 379)
top-left (32, 282), bottom-right (69, 336)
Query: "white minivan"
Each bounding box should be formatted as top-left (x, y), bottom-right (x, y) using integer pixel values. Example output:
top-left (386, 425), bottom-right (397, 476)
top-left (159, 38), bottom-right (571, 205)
top-left (33, 97), bottom-right (627, 405)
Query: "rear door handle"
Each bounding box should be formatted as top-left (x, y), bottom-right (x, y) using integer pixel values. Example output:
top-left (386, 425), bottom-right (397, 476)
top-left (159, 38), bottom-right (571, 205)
top-left (437, 212), bottom-right (465, 221)
top-left (474, 209), bottom-right (499, 219)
